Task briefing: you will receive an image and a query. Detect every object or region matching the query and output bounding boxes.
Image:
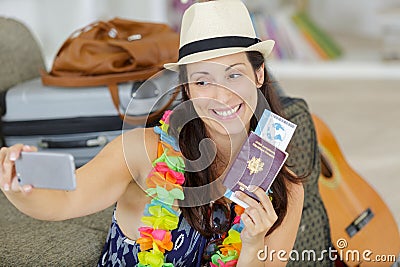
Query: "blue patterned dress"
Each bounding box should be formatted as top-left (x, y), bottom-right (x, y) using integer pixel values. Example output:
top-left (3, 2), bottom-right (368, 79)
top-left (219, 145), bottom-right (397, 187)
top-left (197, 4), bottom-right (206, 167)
top-left (97, 209), bottom-right (208, 267)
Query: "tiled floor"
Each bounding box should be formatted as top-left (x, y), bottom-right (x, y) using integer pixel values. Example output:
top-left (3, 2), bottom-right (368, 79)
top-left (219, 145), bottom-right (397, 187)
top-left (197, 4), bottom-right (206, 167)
top-left (279, 78), bottom-right (400, 230)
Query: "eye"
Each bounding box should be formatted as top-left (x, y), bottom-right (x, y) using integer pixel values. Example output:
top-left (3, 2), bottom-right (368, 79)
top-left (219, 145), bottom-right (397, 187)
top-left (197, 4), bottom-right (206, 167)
top-left (195, 80), bottom-right (210, 87)
top-left (228, 73), bottom-right (242, 79)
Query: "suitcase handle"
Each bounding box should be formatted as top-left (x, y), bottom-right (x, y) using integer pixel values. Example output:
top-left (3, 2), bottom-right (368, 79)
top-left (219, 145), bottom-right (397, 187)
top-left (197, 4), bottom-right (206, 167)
top-left (38, 136), bottom-right (108, 149)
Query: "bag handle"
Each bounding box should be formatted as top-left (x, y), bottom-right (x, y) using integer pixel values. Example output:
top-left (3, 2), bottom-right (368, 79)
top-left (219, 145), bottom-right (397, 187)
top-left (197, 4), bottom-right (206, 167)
top-left (51, 20), bottom-right (114, 60)
top-left (39, 135), bottom-right (108, 149)
top-left (107, 83), bottom-right (180, 125)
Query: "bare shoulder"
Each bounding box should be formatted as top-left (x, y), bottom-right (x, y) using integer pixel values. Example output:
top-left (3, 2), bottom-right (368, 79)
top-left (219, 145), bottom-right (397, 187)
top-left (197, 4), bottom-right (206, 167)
top-left (285, 169), bottom-right (304, 204)
top-left (287, 180), bottom-right (304, 203)
top-left (118, 127), bottom-right (159, 181)
top-left (120, 127), bottom-right (159, 149)
top-left (284, 180), bottom-right (304, 218)
top-left (76, 127), bottom-right (159, 184)
top-left (69, 127), bottom-right (159, 216)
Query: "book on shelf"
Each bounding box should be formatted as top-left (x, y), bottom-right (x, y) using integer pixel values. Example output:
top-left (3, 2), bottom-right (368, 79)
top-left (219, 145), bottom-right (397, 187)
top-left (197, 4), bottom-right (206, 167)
top-left (250, 9), bottom-right (342, 61)
top-left (274, 10), bottom-right (320, 61)
top-left (292, 12), bottom-right (342, 60)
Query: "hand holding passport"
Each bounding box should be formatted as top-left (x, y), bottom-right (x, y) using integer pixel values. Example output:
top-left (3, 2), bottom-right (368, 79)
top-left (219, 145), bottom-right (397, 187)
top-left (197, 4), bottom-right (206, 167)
top-left (223, 109), bottom-right (297, 208)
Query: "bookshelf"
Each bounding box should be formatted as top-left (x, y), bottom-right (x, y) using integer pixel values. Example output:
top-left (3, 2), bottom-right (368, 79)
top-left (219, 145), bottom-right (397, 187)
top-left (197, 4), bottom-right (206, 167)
top-left (269, 61), bottom-right (400, 80)
top-left (239, 0), bottom-right (400, 81)
top-left (268, 33), bottom-right (400, 80)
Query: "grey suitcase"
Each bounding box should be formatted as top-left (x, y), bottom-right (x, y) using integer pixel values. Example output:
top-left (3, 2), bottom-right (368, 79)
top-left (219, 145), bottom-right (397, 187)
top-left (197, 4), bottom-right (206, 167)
top-left (1, 71), bottom-right (180, 167)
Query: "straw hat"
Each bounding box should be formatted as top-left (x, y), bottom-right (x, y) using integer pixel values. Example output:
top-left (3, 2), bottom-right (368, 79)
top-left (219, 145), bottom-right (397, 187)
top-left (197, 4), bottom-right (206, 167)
top-left (164, 0), bottom-right (275, 71)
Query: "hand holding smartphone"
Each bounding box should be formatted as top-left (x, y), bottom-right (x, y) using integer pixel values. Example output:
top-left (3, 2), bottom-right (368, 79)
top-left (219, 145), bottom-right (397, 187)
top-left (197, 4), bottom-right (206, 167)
top-left (15, 152), bottom-right (76, 191)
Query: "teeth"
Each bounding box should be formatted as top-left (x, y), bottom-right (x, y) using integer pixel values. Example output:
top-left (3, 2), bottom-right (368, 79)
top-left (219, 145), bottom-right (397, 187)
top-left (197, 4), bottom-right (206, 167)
top-left (214, 104), bottom-right (240, 117)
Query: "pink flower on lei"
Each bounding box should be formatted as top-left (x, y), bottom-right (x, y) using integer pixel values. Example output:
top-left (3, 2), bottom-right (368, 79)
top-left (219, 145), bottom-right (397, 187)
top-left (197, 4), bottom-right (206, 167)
top-left (210, 259), bottom-right (238, 267)
top-left (161, 110), bottom-right (173, 124)
top-left (136, 226), bottom-right (173, 253)
top-left (153, 162), bottom-right (184, 185)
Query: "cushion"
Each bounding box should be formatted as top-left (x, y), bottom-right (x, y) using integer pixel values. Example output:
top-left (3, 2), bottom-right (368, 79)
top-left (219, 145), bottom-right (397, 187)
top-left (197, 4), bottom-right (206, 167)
top-left (282, 97), bottom-right (333, 267)
top-left (0, 17), bottom-right (45, 92)
top-left (0, 193), bottom-right (113, 266)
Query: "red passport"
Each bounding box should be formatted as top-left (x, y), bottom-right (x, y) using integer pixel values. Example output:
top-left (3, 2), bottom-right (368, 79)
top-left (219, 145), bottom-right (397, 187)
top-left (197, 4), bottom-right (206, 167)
top-left (222, 132), bottom-right (288, 203)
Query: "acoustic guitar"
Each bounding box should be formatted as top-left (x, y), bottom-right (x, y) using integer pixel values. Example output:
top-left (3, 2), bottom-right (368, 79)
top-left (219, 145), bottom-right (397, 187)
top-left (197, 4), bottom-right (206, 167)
top-left (312, 114), bottom-right (400, 267)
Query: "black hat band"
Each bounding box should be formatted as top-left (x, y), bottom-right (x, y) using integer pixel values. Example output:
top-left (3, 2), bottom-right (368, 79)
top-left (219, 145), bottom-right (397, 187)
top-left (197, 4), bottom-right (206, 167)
top-left (178, 36), bottom-right (261, 60)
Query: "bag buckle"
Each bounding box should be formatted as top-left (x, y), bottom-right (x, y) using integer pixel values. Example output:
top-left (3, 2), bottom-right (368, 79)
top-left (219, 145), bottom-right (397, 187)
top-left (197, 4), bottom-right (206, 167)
top-left (128, 34), bottom-right (142, 41)
top-left (108, 28), bottom-right (118, 38)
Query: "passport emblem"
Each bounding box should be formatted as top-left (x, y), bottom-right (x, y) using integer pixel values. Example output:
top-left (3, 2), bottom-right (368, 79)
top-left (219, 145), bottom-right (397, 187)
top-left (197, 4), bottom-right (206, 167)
top-left (247, 156), bottom-right (264, 175)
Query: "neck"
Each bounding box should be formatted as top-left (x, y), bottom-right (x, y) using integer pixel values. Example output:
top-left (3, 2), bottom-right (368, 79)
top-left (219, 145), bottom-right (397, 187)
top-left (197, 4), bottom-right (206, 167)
top-left (208, 127), bottom-right (249, 171)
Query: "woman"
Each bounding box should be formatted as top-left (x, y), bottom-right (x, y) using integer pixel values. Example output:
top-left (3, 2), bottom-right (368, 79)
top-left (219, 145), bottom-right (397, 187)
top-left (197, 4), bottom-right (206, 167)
top-left (0, 1), bottom-right (304, 266)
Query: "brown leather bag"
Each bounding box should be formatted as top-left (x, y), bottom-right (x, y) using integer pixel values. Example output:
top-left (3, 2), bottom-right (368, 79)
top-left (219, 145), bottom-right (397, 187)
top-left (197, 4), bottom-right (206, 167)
top-left (41, 18), bottom-right (180, 125)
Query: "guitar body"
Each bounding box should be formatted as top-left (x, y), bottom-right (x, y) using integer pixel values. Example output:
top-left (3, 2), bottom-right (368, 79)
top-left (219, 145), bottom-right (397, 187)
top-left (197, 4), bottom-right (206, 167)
top-left (312, 114), bottom-right (400, 266)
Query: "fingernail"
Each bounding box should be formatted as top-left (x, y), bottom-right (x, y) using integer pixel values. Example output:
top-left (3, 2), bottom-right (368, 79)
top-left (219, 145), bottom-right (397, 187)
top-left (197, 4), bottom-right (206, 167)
top-left (22, 185), bottom-right (32, 192)
top-left (9, 152), bottom-right (17, 161)
top-left (3, 183), bottom-right (10, 191)
top-left (23, 145), bottom-right (30, 150)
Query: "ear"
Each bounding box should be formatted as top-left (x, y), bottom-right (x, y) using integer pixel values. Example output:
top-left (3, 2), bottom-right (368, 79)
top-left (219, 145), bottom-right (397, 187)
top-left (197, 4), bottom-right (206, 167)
top-left (255, 63), bottom-right (265, 88)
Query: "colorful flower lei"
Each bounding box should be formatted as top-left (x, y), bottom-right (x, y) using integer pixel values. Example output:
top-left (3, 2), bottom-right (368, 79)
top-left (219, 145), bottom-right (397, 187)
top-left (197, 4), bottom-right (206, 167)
top-left (136, 110), bottom-right (245, 267)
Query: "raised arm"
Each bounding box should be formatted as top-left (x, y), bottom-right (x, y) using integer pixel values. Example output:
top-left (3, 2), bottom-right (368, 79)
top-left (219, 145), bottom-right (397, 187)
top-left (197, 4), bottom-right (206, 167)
top-left (0, 127), bottom-right (147, 221)
top-left (234, 181), bottom-right (304, 267)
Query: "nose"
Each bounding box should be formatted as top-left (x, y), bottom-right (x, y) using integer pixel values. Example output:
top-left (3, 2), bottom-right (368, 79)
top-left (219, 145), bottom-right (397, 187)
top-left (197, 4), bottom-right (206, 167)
top-left (214, 82), bottom-right (235, 105)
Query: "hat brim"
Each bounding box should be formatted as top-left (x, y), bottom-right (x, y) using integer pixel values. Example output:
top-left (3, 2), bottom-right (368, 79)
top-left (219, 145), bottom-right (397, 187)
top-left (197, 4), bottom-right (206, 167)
top-left (164, 39), bottom-right (275, 72)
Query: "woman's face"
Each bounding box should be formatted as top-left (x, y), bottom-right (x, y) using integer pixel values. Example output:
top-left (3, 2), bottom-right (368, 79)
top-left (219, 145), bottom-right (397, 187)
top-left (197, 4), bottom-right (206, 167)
top-left (186, 52), bottom-right (264, 137)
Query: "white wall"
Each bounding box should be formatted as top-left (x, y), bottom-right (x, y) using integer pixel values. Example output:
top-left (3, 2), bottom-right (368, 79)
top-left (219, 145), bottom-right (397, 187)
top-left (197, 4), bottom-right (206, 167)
top-left (308, 0), bottom-right (400, 38)
top-left (0, 0), bottom-right (168, 68)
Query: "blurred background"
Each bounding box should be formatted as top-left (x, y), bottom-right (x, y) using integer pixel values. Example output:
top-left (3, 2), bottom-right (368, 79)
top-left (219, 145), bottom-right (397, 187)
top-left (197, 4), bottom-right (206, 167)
top-left (1, 0), bottom-right (399, 228)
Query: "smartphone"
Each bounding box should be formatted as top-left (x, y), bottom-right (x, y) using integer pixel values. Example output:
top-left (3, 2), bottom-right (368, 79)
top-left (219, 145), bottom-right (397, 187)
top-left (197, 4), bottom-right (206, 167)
top-left (15, 152), bottom-right (76, 190)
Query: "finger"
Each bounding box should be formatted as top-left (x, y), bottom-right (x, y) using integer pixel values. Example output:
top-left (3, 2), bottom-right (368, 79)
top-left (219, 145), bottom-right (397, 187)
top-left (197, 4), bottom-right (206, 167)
top-left (10, 177), bottom-right (32, 194)
top-left (235, 190), bottom-right (259, 207)
top-left (235, 190), bottom-right (266, 216)
top-left (241, 212), bottom-right (255, 232)
top-left (0, 147), bottom-right (8, 188)
top-left (0, 147), bottom-right (8, 163)
top-left (10, 175), bottom-right (22, 192)
top-left (22, 145), bottom-right (38, 152)
top-left (235, 189), bottom-right (278, 228)
top-left (2, 144), bottom-right (24, 190)
top-left (8, 144), bottom-right (25, 161)
top-left (252, 186), bottom-right (275, 214)
top-left (244, 206), bottom-right (262, 226)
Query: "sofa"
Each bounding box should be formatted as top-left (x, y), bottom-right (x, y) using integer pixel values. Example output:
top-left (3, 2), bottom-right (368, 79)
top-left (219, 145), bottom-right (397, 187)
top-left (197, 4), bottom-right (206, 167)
top-left (0, 193), bottom-right (113, 266)
top-left (0, 17), bottom-right (333, 266)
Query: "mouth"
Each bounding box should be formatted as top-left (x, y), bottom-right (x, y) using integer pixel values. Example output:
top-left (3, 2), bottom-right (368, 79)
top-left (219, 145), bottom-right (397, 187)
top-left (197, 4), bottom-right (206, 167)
top-left (211, 103), bottom-right (242, 119)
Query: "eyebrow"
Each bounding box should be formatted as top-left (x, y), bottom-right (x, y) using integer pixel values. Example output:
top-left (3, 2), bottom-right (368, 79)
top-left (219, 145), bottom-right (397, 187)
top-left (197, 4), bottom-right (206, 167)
top-left (225, 63), bottom-right (245, 71)
top-left (190, 71), bottom-right (209, 79)
top-left (189, 63), bottom-right (246, 79)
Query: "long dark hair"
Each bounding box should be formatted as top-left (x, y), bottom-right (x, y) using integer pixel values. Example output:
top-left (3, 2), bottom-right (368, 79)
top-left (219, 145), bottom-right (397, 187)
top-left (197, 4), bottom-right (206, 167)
top-left (168, 51), bottom-right (303, 238)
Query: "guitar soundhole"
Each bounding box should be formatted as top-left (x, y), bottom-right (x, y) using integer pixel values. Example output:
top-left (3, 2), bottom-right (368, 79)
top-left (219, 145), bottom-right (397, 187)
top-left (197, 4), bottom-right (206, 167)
top-left (320, 153), bottom-right (333, 178)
